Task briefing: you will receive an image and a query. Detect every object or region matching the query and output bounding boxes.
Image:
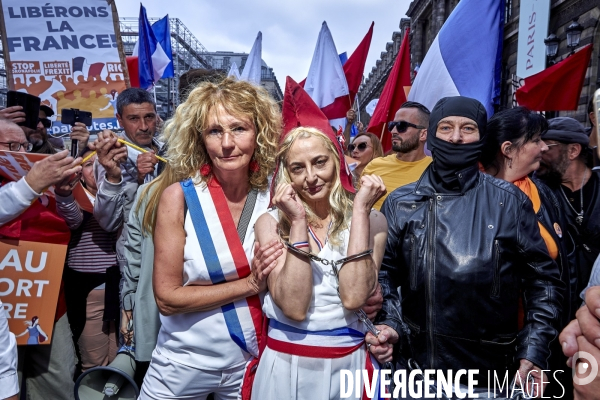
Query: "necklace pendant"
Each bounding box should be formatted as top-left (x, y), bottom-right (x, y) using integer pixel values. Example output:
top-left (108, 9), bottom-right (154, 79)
top-left (576, 215), bottom-right (584, 225)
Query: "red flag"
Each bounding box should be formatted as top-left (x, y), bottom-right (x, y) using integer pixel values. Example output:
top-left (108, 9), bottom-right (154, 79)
top-left (278, 76), bottom-right (355, 194)
top-left (367, 28), bottom-right (411, 152)
top-left (321, 22), bottom-right (374, 119)
top-left (300, 23), bottom-right (374, 120)
top-left (126, 56), bottom-right (140, 88)
top-left (515, 44), bottom-right (593, 111)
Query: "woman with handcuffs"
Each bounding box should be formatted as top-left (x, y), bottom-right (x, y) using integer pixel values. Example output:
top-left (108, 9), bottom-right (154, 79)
top-left (252, 79), bottom-right (388, 400)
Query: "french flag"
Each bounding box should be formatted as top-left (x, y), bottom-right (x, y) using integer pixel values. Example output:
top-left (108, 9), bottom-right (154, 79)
top-left (302, 22), bottom-right (373, 130)
top-left (303, 22), bottom-right (350, 129)
top-left (136, 5), bottom-right (174, 90)
top-left (408, 0), bottom-right (504, 116)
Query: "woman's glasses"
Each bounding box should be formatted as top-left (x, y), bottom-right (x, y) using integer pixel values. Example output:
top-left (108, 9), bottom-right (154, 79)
top-left (348, 142), bottom-right (371, 152)
top-left (387, 120), bottom-right (425, 133)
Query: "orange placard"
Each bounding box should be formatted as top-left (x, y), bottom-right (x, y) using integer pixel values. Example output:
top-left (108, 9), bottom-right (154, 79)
top-left (0, 239), bottom-right (67, 345)
top-left (0, 150), bottom-right (93, 213)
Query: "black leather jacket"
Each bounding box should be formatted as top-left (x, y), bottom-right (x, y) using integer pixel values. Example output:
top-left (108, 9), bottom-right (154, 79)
top-left (533, 177), bottom-right (576, 324)
top-left (377, 165), bottom-right (564, 379)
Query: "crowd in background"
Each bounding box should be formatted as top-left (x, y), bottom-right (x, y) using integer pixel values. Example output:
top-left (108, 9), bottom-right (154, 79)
top-left (0, 68), bottom-right (599, 400)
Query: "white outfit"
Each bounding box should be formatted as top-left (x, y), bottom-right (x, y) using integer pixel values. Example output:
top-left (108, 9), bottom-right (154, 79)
top-left (0, 177), bottom-right (41, 226)
top-left (140, 181), bottom-right (270, 400)
top-left (252, 210), bottom-right (373, 400)
top-left (0, 299), bottom-right (19, 399)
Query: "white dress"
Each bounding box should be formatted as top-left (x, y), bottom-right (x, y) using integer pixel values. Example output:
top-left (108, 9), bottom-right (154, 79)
top-left (252, 210), bottom-right (379, 400)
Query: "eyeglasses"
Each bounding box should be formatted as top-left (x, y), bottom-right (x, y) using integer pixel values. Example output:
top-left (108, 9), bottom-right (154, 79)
top-left (0, 141), bottom-right (33, 152)
top-left (204, 126), bottom-right (250, 140)
top-left (387, 120), bottom-right (425, 133)
top-left (38, 118), bottom-right (52, 128)
top-left (348, 142), bottom-right (371, 152)
top-left (545, 143), bottom-right (561, 148)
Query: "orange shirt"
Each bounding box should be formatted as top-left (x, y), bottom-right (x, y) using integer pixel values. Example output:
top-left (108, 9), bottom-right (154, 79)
top-left (513, 177), bottom-right (559, 260)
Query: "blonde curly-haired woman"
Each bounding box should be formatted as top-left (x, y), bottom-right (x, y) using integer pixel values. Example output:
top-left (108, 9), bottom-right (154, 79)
top-left (138, 78), bottom-right (283, 400)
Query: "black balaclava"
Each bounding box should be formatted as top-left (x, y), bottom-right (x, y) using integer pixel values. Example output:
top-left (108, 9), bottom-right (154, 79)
top-left (426, 96), bottom-right (488, 192)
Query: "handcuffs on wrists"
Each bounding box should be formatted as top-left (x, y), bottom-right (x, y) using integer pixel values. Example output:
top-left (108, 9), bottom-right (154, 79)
top-left (283, 241), bottom-right (380, 337)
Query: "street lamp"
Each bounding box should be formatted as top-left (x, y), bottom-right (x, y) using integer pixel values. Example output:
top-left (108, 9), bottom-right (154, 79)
top-left (566, 18), bottom-right (584, 54)
top-left (544, 33), bottom-right (560, 64)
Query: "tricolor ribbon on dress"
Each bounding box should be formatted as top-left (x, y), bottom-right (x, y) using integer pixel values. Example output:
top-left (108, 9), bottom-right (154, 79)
top-left (181, 178), bottom-right (263, 358)
top-left (266, 320), bottom-right (382, 400)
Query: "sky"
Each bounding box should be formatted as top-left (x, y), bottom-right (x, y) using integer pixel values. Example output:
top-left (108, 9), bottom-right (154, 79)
top-left (115, 0), bottom-right (413, 84)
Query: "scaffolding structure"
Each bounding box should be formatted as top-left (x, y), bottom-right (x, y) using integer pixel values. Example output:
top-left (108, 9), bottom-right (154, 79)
top-left (0, 17), bottom-right (282, 116)
top-left (119, 17), bottom-right (212, 118)
top-left (0, 39), bottom-right (8, 108)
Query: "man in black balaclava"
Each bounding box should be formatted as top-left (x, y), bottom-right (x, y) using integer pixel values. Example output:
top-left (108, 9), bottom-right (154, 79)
top-left (367, 96), bottom-right (564, 397)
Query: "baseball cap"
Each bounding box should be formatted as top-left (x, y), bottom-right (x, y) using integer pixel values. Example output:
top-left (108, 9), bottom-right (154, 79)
top-left (543, 117), bottom-right (589, 146)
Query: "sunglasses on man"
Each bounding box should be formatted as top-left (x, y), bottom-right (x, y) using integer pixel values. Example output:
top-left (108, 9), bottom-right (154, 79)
top-left (387, 120), bottom-right (425, 133)
top-left (38, 117), bottom-right (52, 128)
top-left (348, 142), bottom-right (371, 152)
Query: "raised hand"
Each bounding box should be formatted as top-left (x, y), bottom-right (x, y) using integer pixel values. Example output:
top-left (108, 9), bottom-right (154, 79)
top-left (70, 122), bottom-right (91, 156)
top-left (0, 106), bottom-right (26, 124)
top-left (136, 151), bottom-right (158, 184)
top-left (272, 183), bottom-right (306, 222)
top-left (25, 150), bottom-right (82, 193)
top-left (90, 130), bottom-right (127, 183)
top-left (54, 172), bottom-right (82, 197)
top-left (354, 174), bottom-right (387, 213)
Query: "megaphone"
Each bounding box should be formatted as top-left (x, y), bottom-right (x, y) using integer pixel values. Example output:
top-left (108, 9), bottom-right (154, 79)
top-left (74, 346), bottom-right (139, 399)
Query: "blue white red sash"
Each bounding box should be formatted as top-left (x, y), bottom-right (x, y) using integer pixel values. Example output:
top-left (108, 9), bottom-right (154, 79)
top-left (266, 320), bottom-right (381, 399)
top-left (267, 319), bottom-right (365, 358)
top-left (181, 178), bottom-right (263, 358)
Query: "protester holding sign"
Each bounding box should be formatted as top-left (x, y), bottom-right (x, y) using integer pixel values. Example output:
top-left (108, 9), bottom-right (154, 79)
top-left (0, 119), bottom-right (81, 224)
top-left (0, 118), bottom-right (81, 399)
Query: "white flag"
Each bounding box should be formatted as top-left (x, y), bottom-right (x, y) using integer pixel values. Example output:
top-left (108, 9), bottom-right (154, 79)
top-left (240, 32), bottom-right (263, 85)
top-left (228, 62), bottom-right (241, 80)
top-left (304, 22), bottom-right (349, 109)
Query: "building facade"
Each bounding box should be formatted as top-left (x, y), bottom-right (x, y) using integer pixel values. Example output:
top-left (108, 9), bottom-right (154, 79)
top-left (204, 51), bottom-right (283, 102)
top-left (359, 0), bottom-right (600, 125)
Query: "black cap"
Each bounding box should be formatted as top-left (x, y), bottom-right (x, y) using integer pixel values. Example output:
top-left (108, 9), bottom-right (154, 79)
top-left (39, 105), bottom-right (54, 117)
top-left (543, 117), bottom-right (589, 146)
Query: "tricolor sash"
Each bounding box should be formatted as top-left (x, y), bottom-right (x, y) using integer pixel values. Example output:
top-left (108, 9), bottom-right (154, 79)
top-left (266, 320), bottom-right (382, 400)
top-left (180, 178), bottom-right (263, 358)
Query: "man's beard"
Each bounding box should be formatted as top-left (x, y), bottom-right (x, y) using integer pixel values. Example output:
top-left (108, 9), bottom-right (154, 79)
top-left (536, 150), bottom-right (569, 187)
top-left (392, 133), bottom-right (420, 154)
top-left (24, 127), bottom-right (46, 147)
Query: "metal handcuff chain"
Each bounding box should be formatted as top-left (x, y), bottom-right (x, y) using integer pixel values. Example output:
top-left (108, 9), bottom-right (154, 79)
top-left (284, 241), bottom-right (408, 396)
top-left (283, 241), bottom-right (380, 337)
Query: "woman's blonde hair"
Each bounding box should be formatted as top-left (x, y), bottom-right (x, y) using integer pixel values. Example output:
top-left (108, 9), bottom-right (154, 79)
top-left (139, 78), bottom-right (281, 235)
top-left (275, 127), bottom-right (353, 247)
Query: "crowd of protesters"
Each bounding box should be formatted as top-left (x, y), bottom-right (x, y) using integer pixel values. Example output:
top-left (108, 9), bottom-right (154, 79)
top-left (0, 71), bottom-right (599, 400)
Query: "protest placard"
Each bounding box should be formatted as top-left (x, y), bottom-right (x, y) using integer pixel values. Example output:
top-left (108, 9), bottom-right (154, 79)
top-left (0, 0), bottom-right (129, 134)
top-left (0, 150), bottom-right (93, 213)
top-left (0, 239), bottom-right (67, 345)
